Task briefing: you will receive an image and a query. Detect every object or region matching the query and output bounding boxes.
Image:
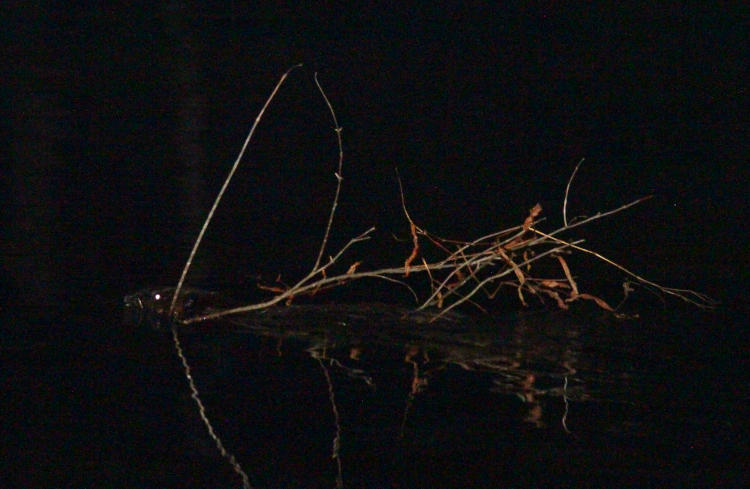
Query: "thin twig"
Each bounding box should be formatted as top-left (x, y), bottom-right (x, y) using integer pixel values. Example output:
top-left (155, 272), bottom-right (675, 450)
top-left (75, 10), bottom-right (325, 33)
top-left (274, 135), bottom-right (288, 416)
top-left (563, 158), bottom-right (584, 227)
top-left (528, 225), bottom-right (717, 307)
top-left (312, 73), bottom-right (345, 271)
top-left (169, 64), bottom-right (303, 319)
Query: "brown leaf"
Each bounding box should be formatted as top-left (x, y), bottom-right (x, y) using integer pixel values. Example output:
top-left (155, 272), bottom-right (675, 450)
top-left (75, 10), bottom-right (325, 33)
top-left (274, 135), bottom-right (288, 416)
top-left (523, 203), bottom-right (543, 231)
top-left (540, 280), bottom-right (569, 289)
top-left (257, 283), bottom-right (287, 294)
top-left (575, 293), bottom-right (615, 311)
top-left (517, 285), bottom-right (527, 306)
top-left (557, 255), bottom-right (579, 296)
top-left (346, 261), bottom-right (362, 275)
top-left (523, 249), bottom-right (533, 271)
top-left (544, 289), bottom-right (569, 310)
top-left (404, 221), bottom-right (419, 277)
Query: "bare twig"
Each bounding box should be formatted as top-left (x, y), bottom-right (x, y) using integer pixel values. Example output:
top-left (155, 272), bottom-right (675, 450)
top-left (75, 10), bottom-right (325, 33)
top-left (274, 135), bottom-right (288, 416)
top-left (563, 158), bottom-right (584, 227)
top-left (528, 224), bottom-right (718, 308)
top-left (169, 63), bottom-right (303, 319)
top-left (312, 73), bottom-right (345, 271)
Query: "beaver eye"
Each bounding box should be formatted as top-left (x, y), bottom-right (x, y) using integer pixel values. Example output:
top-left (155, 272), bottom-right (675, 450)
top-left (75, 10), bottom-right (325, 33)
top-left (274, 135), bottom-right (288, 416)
top-left (154, 293), bottom-right (162, 301)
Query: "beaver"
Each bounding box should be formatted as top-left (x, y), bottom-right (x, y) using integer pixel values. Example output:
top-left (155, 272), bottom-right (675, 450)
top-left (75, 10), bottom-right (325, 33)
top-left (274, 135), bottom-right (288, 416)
top-left (123, 287), bottom-right (220, 330)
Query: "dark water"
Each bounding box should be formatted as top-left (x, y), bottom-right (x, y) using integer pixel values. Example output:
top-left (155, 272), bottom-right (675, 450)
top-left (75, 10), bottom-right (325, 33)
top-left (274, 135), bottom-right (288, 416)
top-left (3, 301), bottom-right (746, 488)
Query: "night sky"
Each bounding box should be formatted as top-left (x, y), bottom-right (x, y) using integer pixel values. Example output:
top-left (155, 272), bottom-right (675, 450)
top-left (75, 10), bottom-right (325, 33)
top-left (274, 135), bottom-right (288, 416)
top-left (2, 3), bottom-right (747, 324)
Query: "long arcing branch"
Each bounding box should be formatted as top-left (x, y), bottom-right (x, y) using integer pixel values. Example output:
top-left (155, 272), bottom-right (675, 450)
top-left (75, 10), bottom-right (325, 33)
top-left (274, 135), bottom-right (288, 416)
top-left (168, 63), bottom-right (303, 320)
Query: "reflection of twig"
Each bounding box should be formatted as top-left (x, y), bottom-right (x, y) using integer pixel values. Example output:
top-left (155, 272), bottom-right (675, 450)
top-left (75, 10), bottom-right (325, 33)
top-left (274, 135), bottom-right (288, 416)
top-left (315, 357), bottom-right (344, 489)
top-left (307, 344), bottom-right (375, 388)
top-left (399, 391), bottom-right (415, 440)
top-left (562, 376), bottom-right (571, 434)
top-left (170, 326), bottom-right (252, 489)
top-left (399, 346), bottom-right (427, 439)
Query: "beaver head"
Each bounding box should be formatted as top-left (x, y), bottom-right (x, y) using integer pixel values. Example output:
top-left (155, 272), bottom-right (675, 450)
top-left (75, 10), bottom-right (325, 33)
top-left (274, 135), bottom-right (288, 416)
top-left (123, 287), bottom-right (218, 330)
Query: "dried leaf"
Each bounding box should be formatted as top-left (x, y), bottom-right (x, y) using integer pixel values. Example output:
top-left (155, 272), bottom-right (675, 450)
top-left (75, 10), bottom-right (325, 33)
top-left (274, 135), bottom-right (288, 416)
top-left (576, 293), bottom-right (615, 311)
top-left (404, 221), bottom-right (419, 277)
top-left (540, 280), bottom-right (569, 289)
top-left (523, 249), bottom-right (533, 271)
top-left (257, 283), bottom-right (287, 294)
top-left (498, 248), bottom-right (525, 284)
top-left (544, 289), bottom-right (569, 309)
top-left (557, 255), bottom-right (579, 296)
top-left (523, 203), bottom-right (543, 231)
top-left (346, 261), bottom-right (362, 275)
top-left (517, 284), bottom-right (527, 306)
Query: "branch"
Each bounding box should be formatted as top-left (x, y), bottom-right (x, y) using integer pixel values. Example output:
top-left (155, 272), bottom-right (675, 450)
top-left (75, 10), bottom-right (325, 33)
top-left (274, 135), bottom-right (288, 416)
top-left (168, 63), bottom-right (303, 319)
top-left (312, 73), bottom-right (345, 271)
